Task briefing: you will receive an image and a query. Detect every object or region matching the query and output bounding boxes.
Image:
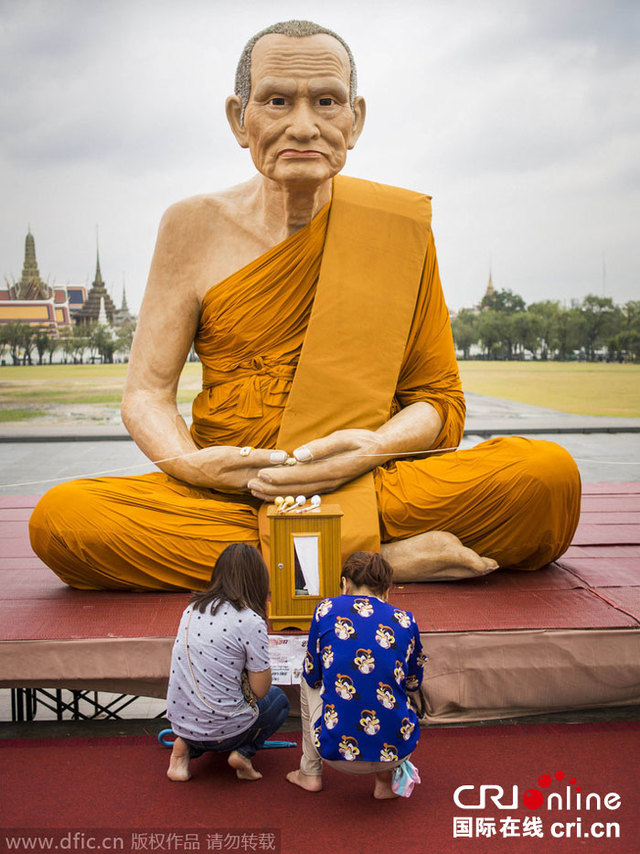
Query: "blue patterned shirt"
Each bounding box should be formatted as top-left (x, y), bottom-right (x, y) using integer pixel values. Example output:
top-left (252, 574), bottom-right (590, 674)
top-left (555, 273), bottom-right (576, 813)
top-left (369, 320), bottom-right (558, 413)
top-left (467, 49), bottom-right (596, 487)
top-left (303, 594), bottom-right (426, 763)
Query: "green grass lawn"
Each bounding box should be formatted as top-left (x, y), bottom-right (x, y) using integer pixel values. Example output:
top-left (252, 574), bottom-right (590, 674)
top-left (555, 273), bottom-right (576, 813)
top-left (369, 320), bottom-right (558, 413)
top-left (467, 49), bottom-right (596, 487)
top-left (459, 361), bottom-right (640, 417)
top-left (0, 363), bottom-right (202, 408)
top-left (0, 408), bottom-right (46, 422)
top-left (0, 361), bottom-right (638, 418)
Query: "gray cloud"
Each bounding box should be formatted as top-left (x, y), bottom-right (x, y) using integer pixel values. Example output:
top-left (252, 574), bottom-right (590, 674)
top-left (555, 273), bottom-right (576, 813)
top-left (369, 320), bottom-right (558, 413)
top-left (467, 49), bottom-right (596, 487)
top-left (1, 0), bottom-right (638, 312)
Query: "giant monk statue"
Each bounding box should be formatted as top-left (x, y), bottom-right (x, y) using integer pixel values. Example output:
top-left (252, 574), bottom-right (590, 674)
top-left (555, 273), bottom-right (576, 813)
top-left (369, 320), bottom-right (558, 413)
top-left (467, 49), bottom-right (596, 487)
top-left (29, 20), bottom-right (580, 590)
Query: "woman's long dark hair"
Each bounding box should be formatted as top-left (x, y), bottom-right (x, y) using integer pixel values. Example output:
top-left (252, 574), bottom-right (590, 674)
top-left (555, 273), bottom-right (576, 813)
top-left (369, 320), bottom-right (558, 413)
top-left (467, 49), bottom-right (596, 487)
top-left (191, 543), bottom-right (270, 620)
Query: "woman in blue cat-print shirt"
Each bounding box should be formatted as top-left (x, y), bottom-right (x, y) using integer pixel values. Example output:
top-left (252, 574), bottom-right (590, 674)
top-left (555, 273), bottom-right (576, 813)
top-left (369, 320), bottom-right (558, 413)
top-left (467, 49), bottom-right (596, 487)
top-left (287, 552), bottom-right (426, 799)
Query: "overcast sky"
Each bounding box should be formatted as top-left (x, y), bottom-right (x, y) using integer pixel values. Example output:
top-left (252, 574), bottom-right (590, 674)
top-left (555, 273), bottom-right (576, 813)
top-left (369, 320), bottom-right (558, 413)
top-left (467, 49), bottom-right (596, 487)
top-left (1, 0), bottom-right (638, 313)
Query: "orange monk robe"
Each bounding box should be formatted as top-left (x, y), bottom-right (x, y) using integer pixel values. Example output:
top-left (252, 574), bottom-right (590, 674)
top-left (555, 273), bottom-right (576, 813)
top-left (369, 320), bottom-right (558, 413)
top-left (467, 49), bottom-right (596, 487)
top-left (29, 181), bottom-right (580, 590)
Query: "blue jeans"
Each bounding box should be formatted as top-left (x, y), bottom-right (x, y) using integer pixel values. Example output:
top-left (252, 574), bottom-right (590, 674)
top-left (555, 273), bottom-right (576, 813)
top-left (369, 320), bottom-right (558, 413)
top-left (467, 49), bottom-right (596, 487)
top-left (182, 686), bottom-right (290, 760)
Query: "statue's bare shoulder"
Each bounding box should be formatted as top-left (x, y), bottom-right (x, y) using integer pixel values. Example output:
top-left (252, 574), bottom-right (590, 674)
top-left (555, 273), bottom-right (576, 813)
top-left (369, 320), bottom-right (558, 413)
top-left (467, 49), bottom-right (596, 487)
top-left (155, 177), bottom-right (269, 302)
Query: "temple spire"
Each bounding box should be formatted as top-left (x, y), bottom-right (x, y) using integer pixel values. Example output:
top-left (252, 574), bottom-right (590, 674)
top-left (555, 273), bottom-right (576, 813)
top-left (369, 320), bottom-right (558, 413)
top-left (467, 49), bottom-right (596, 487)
top-left (485, 269), bottom-right (495, 299)
top-left (24, 231), bottom-right (39, 278)
top-left (15, 228), bottom-right (50, 300)
top-left (94, 226), bottom-right (104, 287)
top-left (74, 235), bottom-right (117, 326)
top-left (94, 250), bottom-right (104, 286)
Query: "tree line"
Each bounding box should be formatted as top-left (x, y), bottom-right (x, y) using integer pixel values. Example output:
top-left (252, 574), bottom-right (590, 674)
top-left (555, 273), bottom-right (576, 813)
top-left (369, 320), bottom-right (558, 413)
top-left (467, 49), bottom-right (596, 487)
top-left (451, 290), bottom-right (640, 361)
top-left (0, 320), bottom-right (137, 366)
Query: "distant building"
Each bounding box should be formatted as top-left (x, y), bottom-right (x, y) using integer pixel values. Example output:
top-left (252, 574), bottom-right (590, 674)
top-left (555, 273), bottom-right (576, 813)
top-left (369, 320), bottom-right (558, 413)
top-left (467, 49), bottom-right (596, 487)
top-left (0, 230), bottom-right (84, 335)
top-left (468, 270), bottom-right (496, 315)
top-left (73, 251), bottom-right (117, 327)
top-left (8, 229), bottom-right (50, 300)
top-left (66, 286), bottom-right (88, 317)
top-left (484, 270), bottom-right (495, 301)
top-left (0, 229), bottom-right (140, 340)
top-left (112, 285), bottom-right (134, 331)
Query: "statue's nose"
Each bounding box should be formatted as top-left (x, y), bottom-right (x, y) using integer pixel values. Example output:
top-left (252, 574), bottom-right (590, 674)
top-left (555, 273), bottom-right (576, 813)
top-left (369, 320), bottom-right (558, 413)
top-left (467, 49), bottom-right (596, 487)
top-left (286, 102), bottom-right (320, 140)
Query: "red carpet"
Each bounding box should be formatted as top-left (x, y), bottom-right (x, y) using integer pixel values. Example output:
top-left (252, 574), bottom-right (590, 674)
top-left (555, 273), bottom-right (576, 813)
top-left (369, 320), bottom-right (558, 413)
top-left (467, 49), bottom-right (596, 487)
top-left (1, 722), bottom-right (637, 853)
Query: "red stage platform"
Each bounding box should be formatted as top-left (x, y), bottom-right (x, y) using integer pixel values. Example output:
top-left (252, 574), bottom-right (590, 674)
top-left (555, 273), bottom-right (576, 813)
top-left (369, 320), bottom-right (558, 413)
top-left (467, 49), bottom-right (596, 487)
top-left (1, 484), bottom-right (639, 722)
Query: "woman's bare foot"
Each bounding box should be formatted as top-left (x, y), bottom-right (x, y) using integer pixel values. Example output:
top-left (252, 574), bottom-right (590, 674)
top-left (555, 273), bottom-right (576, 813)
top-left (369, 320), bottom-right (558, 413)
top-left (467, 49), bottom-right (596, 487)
top-left (382, 531), bottom-right (499, 582)
top-left (228, 750), bottom-right (263, 781)
top-left (373, 770), bottom-right (399, 800)
top-left (286, 769), bottom-right (323, 792)
top-left (167, 737), bottom-right (192, 782)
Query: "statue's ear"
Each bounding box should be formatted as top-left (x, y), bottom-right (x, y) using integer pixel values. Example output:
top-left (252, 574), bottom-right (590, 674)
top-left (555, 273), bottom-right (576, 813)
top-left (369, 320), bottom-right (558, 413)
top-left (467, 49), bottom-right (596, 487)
top-left (347, 96), bottom-right (366, 150)
top-left (226, 95), bottom-right (249, 148)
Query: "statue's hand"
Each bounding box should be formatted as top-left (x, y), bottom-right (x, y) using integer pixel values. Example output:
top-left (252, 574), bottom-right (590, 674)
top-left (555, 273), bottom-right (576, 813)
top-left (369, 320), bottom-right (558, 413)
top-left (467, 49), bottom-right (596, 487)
top-left (181, 445), bottom-right (289, 493)
top-left (247, 429), bottom-right (383, 500)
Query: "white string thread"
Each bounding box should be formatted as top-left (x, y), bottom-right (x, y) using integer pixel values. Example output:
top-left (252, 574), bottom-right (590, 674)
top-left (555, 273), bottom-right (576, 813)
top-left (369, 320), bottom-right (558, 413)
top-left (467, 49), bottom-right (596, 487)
top-left (0, 445), bottom-right (636, 490)
top-left (0, 445), bottom-right (460, 489)
top-left (0, 447), bottom-right (207, 490)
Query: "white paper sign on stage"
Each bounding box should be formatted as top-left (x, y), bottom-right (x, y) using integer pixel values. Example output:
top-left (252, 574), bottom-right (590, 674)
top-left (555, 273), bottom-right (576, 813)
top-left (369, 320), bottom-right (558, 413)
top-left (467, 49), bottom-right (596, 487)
top-left (268, 635), bottom-right (309, 685)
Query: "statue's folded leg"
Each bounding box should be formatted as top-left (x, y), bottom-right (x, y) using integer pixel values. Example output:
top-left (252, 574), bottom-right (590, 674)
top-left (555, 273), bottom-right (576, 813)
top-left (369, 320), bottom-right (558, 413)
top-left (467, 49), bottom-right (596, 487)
top-left (376, 436), bottom-right (581, 574)
top-left (29, 472), bottom-right (261, 590)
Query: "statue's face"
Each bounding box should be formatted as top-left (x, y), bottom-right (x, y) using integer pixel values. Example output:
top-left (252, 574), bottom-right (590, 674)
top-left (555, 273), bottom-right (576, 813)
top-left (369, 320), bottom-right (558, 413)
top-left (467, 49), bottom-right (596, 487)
top-left (231, 33), bottom-right (365, 185)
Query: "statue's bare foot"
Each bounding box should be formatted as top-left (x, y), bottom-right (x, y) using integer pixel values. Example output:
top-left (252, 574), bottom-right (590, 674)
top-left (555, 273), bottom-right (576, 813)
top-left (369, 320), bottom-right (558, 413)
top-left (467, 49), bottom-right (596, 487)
top-left (286, 769), bottom-right (323, 792)
top-left (373, 770), bottom-right (399, 799)
top-left (167, 737), bottom-right (192, 782)
top-left (228, 750), bottom-right (262, 781)
top-left (382, 531), bottom-right (499, 582)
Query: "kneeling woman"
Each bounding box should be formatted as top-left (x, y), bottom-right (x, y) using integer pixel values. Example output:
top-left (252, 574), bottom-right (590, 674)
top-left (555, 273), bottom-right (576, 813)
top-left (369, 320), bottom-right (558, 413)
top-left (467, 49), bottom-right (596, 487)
top-left (287, 552), bottom-right (426, 799)
top-left (166, 543), bottom-right (289, 782)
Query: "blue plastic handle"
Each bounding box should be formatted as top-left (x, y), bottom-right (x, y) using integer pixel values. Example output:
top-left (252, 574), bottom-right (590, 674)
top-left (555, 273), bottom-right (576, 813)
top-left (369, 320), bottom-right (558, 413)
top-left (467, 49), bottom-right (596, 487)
top-left (157, 728), bottom-right (296, 749)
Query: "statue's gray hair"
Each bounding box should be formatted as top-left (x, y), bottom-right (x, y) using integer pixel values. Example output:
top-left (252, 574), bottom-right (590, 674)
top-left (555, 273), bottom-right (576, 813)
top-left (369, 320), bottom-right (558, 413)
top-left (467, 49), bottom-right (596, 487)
top-left (234, 20), bottom-right (358, 124)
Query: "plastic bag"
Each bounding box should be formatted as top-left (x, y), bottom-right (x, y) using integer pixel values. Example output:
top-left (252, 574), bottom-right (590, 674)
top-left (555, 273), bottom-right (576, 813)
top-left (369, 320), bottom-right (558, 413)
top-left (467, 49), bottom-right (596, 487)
top-left (391, 759), bottom-right (421, 798)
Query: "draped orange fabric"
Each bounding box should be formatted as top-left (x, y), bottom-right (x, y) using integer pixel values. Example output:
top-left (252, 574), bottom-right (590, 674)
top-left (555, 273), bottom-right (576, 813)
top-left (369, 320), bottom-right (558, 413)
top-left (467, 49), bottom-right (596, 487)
top-left (189, 203), bottom-right (330, 452)
top-left (264, 175), bottom-right (445, 560)
top-left (29, 178), bottom-right (580, 590)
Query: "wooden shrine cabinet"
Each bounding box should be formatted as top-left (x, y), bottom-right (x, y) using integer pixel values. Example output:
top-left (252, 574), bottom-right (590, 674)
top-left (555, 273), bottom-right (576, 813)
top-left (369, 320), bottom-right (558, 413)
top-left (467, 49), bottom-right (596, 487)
top-left (267, 504), bottom-right (343, 631)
